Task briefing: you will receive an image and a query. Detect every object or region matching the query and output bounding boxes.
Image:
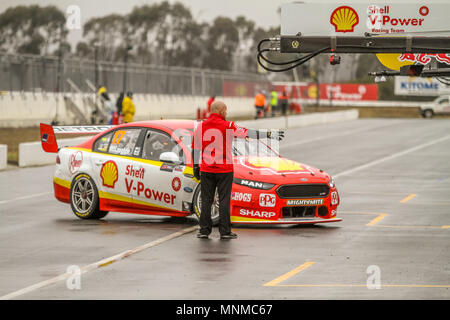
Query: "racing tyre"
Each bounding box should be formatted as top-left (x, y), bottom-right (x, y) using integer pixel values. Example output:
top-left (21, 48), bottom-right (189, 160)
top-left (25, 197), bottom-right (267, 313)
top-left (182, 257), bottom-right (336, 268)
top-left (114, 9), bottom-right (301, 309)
top-left (192, 185), bottom-right (220, 226)
top-left (70, 173), bottom-right (108, 220)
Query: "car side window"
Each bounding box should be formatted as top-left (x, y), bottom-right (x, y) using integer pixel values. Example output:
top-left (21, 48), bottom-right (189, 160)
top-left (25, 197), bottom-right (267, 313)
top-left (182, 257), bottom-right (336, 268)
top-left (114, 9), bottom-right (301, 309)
top-left (439, 98), bottom-right (449, 105)
top-left (108, 128), bottom-right (142, 156)
top-left (142, 129), bottom-right (184, 163)
top-left (93, 131), bottom-right (113, 152)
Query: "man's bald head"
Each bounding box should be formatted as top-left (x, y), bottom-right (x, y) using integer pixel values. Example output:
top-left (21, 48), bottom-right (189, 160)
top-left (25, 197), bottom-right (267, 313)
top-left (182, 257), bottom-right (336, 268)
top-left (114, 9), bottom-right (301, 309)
top-left (210, 100), bottom-right (227, 118)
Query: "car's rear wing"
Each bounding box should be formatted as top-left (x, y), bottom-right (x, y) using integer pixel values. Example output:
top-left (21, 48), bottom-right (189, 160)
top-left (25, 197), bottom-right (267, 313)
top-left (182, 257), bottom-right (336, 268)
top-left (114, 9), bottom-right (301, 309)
top-left (40, 123), bottom-right (115, 153)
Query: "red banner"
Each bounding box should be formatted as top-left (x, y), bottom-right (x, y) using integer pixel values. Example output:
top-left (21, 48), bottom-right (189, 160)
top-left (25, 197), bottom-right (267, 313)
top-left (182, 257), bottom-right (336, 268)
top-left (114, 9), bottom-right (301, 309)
top-left (274, 83), bottom-right (378, 101)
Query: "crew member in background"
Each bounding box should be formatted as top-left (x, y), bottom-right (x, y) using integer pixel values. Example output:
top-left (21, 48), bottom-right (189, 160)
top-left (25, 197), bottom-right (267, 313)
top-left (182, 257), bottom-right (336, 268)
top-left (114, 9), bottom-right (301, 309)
top-left (193, 100), bottom-right (285, 240)
top-left (254, 91), bottom-right (265, 119)
top-left (115, 92), bottom-right (124, 124)
top-left (97, 86), bottom-right (115, 124)
top-left (279, 90), bottom-right (289, 116)
top-left (270, 90), bottom-right (278, 117)
top-left (122, 91), bottom-right (135, 123)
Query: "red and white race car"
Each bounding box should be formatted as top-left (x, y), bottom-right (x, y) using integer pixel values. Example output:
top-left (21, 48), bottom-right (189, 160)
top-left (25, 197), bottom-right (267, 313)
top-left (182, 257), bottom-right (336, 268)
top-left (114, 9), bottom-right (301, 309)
top-left (40, 120), bottom-right (341, 225)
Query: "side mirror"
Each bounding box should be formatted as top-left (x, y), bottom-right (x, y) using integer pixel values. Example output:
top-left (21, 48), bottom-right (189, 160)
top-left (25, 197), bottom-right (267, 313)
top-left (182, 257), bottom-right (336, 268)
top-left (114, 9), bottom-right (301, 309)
top-left (159, 152), bottom-right (181, 164)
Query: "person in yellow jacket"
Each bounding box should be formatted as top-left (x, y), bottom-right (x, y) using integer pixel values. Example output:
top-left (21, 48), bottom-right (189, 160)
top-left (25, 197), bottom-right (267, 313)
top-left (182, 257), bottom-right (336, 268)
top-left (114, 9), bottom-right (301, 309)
top-left (122, 92), bottom-right (135, 123)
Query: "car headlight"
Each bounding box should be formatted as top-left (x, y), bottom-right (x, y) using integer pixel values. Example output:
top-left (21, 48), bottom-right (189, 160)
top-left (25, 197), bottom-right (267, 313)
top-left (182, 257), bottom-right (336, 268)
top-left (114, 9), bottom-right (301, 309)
top-left (233, 178), bottom-right (275, 190)
top-left (328, 177), bottom-right (335, 188)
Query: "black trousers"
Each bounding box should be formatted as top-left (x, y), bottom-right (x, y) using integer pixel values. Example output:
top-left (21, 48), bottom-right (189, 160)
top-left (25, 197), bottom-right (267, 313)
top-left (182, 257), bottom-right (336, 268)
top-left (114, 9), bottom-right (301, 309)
top-left (199, 171), bottom-right (234, 236)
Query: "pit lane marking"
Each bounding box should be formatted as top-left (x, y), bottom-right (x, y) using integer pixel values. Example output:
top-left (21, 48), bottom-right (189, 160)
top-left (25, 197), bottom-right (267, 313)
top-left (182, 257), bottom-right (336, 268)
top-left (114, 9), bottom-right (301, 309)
top-left (340, 211), bottom-right (449, 229)
top-left (366, 213), bottom-right (388, 227)
top-left (400, 193), bottom-right (417, 203)
top-left (0, 225), bottom-right (198, 300)
top-left (265, 263), bottom-right (450, 288)
top-left (263, 262), bottom-right (315, 287)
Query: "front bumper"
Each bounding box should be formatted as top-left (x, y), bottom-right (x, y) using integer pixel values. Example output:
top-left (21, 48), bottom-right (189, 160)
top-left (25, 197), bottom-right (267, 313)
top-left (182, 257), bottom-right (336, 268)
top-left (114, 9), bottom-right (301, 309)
top-left (230, 184), bottom-right (341, 225)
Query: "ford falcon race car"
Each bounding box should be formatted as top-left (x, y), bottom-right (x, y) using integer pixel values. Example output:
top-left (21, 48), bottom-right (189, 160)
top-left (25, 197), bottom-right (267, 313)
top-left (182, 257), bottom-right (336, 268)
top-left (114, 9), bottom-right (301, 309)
top-left (40, 120), bottom-right (341, 225)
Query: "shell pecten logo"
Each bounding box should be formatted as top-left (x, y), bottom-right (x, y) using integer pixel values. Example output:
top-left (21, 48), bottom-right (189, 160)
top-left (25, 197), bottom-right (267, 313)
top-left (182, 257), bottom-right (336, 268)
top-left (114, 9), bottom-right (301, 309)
top-left (330, 6), bottom-right (359, 33)
top-left (101, 160), bottom-right (118, 188)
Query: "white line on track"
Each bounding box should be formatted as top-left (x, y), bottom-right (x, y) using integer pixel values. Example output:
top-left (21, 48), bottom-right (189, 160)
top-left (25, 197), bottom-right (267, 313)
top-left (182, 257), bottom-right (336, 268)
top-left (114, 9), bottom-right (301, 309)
top-left (334, 134), bottom-right (450, 179)
top-left (0, 192), bottom-right (52, 205)
top-left (0, 225), bottom-right (197, 300)
top-left (280, 120), bottom-right (407, 149)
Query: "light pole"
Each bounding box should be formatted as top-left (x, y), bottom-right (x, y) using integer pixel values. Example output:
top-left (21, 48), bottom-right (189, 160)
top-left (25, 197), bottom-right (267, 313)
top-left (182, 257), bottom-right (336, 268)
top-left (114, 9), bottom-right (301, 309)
top-left (94, 42), bottom-right (99, 90)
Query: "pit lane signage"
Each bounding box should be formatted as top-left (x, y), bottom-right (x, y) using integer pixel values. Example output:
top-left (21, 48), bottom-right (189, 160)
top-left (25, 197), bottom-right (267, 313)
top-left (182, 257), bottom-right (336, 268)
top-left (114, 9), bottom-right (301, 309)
top-left (395, 76), bottom-right (450, 96)
top-left (281, 3), bottom-right (450, 36)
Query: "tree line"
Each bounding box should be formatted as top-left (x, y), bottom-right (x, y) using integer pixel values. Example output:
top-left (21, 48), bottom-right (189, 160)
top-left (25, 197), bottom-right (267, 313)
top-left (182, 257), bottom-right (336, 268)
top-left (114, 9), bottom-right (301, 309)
top-left (0, 2), bottom-right (279, 73)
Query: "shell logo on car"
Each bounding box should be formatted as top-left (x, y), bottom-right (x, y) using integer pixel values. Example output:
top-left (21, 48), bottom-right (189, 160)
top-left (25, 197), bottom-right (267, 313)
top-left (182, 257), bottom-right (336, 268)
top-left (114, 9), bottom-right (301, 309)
top-left (330, 6), bottom-right (359, 33)
top-left (100, 160), bottom-right (118, 188)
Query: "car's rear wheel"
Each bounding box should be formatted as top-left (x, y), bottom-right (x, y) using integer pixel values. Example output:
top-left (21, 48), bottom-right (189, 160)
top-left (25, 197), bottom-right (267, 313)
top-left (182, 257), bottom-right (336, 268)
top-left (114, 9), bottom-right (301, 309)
top-left (192, 185), bottom-right (220, 226)
top-left (70, 173), bottom-right (108, 220)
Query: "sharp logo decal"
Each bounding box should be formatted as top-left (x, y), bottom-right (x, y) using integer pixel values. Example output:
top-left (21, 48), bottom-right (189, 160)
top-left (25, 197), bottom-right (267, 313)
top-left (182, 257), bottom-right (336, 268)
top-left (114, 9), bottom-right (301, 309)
top-left (69, 151), bottom-right (83, 175)
top-left (286, 199), bottom-right (324, 206)
top-left (330, 6), bottom-right (359, 33)
top-left (172, 177), bottom-right (181, 192)
top-left (239, 209), bottom-right (276, 218)
top-left (259, 193), bottom-right (276, 207)
top-left (100, 161), bottom-right (118, 188)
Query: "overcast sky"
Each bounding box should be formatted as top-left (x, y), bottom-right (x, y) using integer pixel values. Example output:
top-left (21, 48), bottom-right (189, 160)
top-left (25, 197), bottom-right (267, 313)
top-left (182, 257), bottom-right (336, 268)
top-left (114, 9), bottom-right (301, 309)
top-left (0, 0), bottom-right (444, 45)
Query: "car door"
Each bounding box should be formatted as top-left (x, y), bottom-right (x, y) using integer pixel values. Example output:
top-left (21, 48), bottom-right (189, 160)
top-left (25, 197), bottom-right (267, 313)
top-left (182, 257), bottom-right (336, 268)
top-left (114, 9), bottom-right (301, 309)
top-left (92, 127), bottom-right (145, 201)
top-left (135, 128), bottom-right (195, 212)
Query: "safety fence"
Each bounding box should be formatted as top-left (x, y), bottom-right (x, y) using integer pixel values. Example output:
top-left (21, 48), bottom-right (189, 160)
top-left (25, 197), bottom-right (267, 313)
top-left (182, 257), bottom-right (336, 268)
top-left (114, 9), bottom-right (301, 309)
top-left (0, 53), bottom-right (269, 96)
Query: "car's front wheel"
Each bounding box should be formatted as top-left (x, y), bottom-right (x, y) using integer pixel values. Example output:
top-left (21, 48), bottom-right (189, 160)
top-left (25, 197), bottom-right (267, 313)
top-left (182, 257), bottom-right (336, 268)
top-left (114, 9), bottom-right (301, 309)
top-left (192, 185), bottom-right (220, 226)
top-left (70, 173), bottom-right (108, 219)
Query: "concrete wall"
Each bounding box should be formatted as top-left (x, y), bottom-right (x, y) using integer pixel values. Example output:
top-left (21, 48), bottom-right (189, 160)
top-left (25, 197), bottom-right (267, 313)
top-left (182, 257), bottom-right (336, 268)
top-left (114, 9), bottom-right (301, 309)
top-left (0, 144), bottom-right (6, 170)
top-left (0, 92), bottom-right (255, 128)
top-left (17, 110), bottom-right (358, 168)
top-left (18, 137), bottom-right (89, 168)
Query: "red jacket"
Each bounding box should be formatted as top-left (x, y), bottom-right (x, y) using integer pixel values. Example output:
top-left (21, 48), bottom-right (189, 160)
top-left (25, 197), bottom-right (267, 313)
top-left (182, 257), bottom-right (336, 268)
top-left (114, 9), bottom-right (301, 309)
top-left (193, 113), bottom-right (247, 173)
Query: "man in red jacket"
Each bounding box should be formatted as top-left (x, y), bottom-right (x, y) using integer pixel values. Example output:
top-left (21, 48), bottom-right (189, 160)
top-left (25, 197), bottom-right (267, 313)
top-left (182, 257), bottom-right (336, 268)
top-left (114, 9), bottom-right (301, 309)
top-left (193, 101), bottom-right (284, 240)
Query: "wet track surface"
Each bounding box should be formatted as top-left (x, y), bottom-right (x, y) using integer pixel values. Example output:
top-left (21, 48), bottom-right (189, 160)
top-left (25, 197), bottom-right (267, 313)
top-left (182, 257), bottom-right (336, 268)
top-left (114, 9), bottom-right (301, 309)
top-left (1, 119), bottom-right (449, 299)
